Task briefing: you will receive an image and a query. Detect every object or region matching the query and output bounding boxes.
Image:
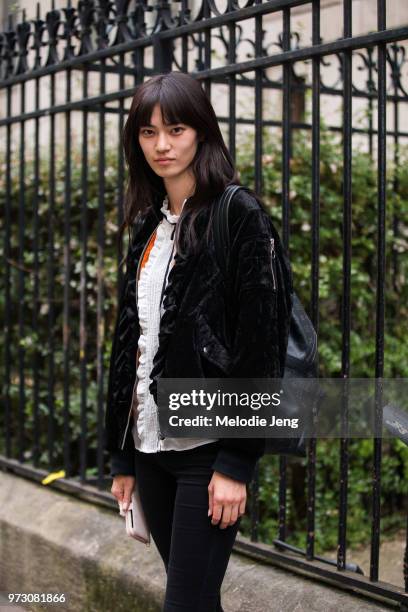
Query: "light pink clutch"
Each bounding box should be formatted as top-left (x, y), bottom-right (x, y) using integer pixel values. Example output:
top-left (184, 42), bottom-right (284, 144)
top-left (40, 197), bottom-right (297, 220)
top-left (118, 482), bottom-right (151, 546)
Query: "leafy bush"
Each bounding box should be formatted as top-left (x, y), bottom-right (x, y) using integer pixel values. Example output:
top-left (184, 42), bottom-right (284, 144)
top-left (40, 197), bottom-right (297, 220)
top-left (237, 118), bottom-right (408, 552)
top-left (0, 145), bottom-right (125, 474)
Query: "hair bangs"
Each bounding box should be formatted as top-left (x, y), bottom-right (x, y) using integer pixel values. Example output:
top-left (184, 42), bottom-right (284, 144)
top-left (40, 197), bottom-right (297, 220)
top-left (135, 79), bottom-right (199, 131)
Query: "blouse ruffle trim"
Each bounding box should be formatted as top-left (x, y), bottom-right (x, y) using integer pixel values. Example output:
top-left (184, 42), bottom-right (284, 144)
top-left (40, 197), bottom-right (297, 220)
top-left (135, 198), bottom-right (180, 439)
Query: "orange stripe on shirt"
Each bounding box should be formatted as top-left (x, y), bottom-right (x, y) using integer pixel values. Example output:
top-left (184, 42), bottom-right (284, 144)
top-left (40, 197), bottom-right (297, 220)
top-left (140, 230), bottom-right (157, 271)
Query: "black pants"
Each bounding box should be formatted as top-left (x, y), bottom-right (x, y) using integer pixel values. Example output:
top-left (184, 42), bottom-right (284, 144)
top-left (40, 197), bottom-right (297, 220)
top-left (134, 440), bottom-right (241, 612)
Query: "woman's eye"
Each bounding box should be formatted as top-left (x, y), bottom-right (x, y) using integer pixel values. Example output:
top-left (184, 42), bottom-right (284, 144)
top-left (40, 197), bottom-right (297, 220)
top-left (140, 127), bottom-right (184, 136)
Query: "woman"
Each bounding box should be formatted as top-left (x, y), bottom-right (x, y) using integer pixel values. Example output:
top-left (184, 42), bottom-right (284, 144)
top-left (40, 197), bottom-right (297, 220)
top-left (105, 71), bottom-right (293, 611)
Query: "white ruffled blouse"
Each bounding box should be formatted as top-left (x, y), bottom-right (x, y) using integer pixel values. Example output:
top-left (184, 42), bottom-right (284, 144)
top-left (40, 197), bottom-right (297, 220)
top-left (131, 195), bottom-right (219, 453)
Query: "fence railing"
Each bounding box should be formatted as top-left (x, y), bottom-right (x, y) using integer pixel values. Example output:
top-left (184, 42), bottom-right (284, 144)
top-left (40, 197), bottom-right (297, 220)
top-left (0, 1), bottom-right (407, 608)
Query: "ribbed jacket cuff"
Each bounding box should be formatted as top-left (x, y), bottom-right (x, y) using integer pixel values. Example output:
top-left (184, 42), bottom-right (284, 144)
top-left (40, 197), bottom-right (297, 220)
top-left (110, 448), bottom-right (136, 478)
top-left (211, 448), bottom-right (261, 484)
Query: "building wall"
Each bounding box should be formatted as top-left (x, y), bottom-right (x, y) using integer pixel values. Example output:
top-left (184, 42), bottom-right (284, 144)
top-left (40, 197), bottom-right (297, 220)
top-left (1, 0), bottom-right (408, 160)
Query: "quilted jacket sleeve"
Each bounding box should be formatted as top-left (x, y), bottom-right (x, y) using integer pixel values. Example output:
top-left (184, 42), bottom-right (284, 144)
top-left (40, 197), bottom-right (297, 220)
top-left (211, 197), bottom-right (293, 484)
top-left (104, 230), bottom-right (137, 479)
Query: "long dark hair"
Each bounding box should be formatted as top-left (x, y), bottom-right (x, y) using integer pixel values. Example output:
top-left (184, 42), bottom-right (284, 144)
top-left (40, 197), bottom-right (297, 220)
top-left (120, 71), bottom-right (260, 260)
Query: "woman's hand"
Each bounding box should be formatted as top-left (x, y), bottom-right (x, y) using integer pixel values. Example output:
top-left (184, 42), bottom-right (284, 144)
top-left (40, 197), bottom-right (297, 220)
top-left (208, 471), bottom-right (247, 529)
top-left (111, 475), bottom-right (136, 512)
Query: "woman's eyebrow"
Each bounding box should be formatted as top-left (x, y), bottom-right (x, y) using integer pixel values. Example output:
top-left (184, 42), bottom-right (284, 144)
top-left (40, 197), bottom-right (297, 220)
top-left (140, 122), bottom-right (183, 128)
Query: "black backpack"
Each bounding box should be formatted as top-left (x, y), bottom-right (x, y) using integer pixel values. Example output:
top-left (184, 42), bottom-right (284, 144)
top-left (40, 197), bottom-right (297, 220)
top-left (213, 184), bottom-right (319, 457)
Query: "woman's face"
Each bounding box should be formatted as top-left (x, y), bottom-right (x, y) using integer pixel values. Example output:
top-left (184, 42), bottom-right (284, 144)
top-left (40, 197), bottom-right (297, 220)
top-left (138, 103), bottom-right (199, 182)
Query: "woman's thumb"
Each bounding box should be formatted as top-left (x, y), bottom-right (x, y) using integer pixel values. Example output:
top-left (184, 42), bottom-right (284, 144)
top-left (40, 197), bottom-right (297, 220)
top-left (122, 486), bottom-right (133, 513)
top-left (208, 486), bottom-right (213, 516)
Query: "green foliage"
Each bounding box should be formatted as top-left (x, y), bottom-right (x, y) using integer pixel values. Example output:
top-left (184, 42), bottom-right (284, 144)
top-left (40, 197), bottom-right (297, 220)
top-left (240, 436), bottom-right (408, 554)
top-left (237, 120), bottom-right (408, 552)
top-left (0, 146), bottom-right (127, 473)
top-left (237, 120), bottom-right (408, 378)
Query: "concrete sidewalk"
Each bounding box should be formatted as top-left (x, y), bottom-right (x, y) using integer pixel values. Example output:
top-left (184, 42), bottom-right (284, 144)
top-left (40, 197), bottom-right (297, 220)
top-left (0, 470), bottom-right (397, 612)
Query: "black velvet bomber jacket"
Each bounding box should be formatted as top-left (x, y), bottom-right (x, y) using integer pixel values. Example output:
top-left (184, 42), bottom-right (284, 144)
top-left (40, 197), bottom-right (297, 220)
top-left (104, 187), bottom-right (294, 484)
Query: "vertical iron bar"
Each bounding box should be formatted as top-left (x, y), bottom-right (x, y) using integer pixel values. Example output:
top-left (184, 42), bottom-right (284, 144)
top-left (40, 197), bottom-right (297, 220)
top-left (32, 73), bottom-right (41, 468)
top-left (391, 46), bottom-right (399, 294)
top-left (281, 7), bottom-right (291, 252)
top-left (404, 513), bottom-right (408, 592)
top-left (117, 54), bottom-right (126, 298)
top-left (63, 66), bottom-right (72, 477)
top-left (254, 1), bottom-right (263, 197)
top-left (31, 4), bottom-right (43, 477)
top-left (307, 0), bottom-right (322, 562)
top-left (227, 0), bottom-right (236, 163)
top-left (4, 84), bottom-right (12, 458)
top-left (370, 0), bottom-right (387, 583)
top-left (368, 48), bottom-right (374, 160)
top-left (47, 73), bottom-right (56, 470)
top-left (311, 3), bottom-right (321, 359)
top-left (390, 65), bottom-right (402, 592)
top-left (131, 0), bottom-right (145, 81)
top-left (153, 33), bottom-right (173, 74)
top-left (181, 1), bottom-right (188, 72)
top-left (337, 0), bottom-right (352, 572)
top-left (250, 464), bottom-right (260, 542)
top-left (279, 3), bottom-right (291, 545)
top-left (79, 63), bottom-right (89, 483)
top-left (17, 79), bottom-right (26, 463)
top-left (202, 1), bottom-right (211, 100)
top-left (97, 56), bottom-right (107, 488)
top-left (389, 65), bottom-right (402, 592)
top-left (250, 0), bottom-right (264, 545)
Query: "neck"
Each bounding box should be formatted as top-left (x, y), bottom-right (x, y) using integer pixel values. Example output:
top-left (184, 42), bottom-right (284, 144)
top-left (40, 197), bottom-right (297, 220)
top-left (164, 175), bottom-right (196, 215)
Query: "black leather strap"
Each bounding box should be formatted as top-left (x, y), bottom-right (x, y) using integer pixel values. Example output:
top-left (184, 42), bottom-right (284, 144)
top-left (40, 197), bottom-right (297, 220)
top-left (214, 184), bottom-right (243, 278)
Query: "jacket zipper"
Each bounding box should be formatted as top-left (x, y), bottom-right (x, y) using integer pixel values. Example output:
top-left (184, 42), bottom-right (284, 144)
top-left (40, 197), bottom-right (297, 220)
top-left (270, 238), bottom-right (277, 291)
top-left (120, 347), bottom-right (140, 450)
top-left (120, 222), bottom-right (161, 451)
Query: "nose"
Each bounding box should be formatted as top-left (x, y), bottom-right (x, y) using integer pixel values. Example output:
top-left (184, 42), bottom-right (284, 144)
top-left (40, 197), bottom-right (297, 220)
top-left (156, 131), bottom-right (171, 152)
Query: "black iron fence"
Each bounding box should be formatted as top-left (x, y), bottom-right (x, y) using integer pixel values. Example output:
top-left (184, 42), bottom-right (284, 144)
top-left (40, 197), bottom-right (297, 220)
top-left (0, 0), bottom-right (407, 608)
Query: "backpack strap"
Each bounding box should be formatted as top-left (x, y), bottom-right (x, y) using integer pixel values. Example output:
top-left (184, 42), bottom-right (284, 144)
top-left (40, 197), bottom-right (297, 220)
top-left (213, 184), bottom-right (244, 277)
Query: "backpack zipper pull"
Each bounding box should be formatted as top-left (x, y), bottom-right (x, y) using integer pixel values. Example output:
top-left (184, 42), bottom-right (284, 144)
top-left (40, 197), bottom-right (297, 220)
top-left (270, 238), bottom-right (277, 291)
